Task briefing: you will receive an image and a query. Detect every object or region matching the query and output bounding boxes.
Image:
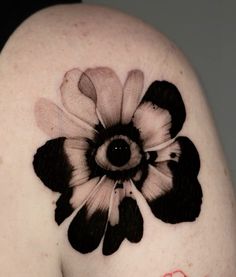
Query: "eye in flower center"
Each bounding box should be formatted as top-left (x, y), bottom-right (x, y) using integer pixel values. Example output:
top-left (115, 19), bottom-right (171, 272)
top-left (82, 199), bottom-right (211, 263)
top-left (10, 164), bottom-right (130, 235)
top-left (94, 133), bottom-right (143, 175)
top-left (106, 139), bottom-right (131, 167)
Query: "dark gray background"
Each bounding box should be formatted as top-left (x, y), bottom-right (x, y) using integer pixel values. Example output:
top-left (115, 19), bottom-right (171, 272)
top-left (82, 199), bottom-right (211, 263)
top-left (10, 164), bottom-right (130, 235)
top-left (84, 0), bottom-right (236, 185)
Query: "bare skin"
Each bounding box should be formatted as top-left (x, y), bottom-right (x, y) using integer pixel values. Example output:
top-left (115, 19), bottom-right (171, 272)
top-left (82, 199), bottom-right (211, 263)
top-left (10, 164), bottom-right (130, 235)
top-left (0, 4), bottom-right (235, 277)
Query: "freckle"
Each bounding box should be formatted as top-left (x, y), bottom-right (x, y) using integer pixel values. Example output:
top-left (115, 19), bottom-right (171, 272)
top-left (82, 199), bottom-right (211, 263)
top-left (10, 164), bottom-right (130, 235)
top-left (188, 262), bottom-right (192, 267)
top-left (82, 31), bottom-right (89, 37)
top-left (180, 70), bottom-right (183, 75)
top-left (42, 252), bottom-right (49, 258)
top-left (0, 156), bottom-right (3, 164)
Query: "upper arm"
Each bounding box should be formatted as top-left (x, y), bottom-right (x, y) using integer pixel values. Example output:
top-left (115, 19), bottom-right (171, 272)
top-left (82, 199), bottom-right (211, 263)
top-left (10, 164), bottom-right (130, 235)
top-left (0, 4), bottom-right (235, 277)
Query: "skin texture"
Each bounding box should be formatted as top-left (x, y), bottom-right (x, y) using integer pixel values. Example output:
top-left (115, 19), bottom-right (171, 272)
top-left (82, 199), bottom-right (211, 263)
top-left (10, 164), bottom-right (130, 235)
top-left (0, 4), bottom-right (235, 277)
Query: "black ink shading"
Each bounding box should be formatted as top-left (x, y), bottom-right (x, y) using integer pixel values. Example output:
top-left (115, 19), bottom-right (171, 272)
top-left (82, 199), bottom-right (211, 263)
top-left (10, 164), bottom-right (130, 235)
top-left (68, 206), bottom-right (108, 254)
top-left (33, 137), bottom-right (72, 193)
top-left (103, 186), bottom-right (143, 256)
top-left (142, 81), bottom-right (186, 137)
top-left (33, 67), bottom-right (202, 256)
top-left (147, 137), bottom-right (202, 223)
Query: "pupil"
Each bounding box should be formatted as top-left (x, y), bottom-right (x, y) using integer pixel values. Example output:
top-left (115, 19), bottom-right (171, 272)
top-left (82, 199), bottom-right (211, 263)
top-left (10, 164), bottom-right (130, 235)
top-left (106, 139), bottom-right (131, 167)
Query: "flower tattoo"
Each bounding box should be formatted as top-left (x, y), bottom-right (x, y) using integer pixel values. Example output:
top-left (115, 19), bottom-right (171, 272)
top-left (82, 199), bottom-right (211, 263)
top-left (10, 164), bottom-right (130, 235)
top-left (33, 67), bottom-right (202, 255)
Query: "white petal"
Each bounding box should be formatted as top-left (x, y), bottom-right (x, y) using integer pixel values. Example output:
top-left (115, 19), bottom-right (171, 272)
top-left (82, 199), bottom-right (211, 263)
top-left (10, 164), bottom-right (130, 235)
top-left (109, 181), bottom-right (135, 226)
top-left (70, 177), bottom-right (100, 209)
top-left (109, 186), bottom-right (122, 226)
top-left (133, 102), bottom-right (171, 149)
top-left (121, 70), bottom-right (144, 124)
top-left (64, 138), bottom-right (90, 186)
top-left (157, 140), bottom-right (181, 162)
top-left (86, 177), bottom-right (115, 218)
top-left (81, 67), bottom-right (123, 127)
top-left (61, 68), bottom-right (99, 127)
top-left (155, 162), bottom-right (173, 178)
top-left (35, 98), bottom-right (94, 139)
top-left (141, 165), bottom-right (173, 201)
top-left (78, 72), bottom-right (97, 102)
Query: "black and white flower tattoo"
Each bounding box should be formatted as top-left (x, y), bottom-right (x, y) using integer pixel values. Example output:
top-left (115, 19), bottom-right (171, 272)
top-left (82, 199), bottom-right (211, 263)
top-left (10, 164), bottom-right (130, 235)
top-left (33, 67), bottom-right (202, 256)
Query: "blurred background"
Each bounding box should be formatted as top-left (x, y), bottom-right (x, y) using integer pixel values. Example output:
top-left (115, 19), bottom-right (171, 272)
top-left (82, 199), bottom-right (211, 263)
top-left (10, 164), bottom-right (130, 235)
top-left (84, 0), bottom-right (236, 186)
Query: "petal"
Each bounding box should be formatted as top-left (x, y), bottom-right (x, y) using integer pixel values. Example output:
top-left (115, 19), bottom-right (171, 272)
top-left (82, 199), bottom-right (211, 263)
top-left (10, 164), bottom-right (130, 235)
top-left (80, 67), bottom-right (123, 127)
top-left (60, 68), bottom-right (99, 127)
top-left (132, 101), bottom-right (172, 149)
top-left (68, 177), bottom-right (114, 254)
top-left (141, 80), bottom-right (186, 138)
top-left (55, 188), bottom-right (74, 225)
top-left (141, 165), bottom-right (173, 202)
top-left (33, 138), bottom-right (72, 193)
top-left (121, 70), bottom-right (144, 124)
top-left (155, 140), bottom-right (181, 163)
top-left (132, 163), bottom-right (149, 191)
top-left (55, 177), bottom-right (100, 225)
top-left (64, 138), bottom-right (91, 186)
top-left (146, 140), bottom-right (181, 171)
top-left (143, 137), bottom-right (202, 224)
top-left (35, 98), bottom-right (94, 139)
top-left (69, 177), bottom-right (100, 209)
top-left (103, 181), bottom-right (143, 255)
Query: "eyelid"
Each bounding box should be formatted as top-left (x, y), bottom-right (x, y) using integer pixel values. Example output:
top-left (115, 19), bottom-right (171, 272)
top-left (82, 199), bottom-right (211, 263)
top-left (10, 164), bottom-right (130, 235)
top-left (95, 135), bottom-right (142, 171)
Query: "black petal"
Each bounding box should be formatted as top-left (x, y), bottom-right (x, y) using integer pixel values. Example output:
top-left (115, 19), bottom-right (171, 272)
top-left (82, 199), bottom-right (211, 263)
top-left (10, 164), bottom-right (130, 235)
top-left (33, 137), bottom-right (72, 193)
top-left (68, 206), bottom-right (108, 254)
top-left (121, 198), bottom-right (143, 243)
top-left (55, 189), bottom-right (74, 225)
top-left (103, 197), bottom-right (143, 256)
top-left (141, 81), bottom-right (186, 137)
top-left (147, 137), bottom-right (202, 223)
top-left (102, 222), bottom-right (124, 256)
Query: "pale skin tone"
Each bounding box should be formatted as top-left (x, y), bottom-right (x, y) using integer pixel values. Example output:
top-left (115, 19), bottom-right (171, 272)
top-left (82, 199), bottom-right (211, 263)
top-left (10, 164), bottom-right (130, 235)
top-left (0, 4), bottom-right (235, 277)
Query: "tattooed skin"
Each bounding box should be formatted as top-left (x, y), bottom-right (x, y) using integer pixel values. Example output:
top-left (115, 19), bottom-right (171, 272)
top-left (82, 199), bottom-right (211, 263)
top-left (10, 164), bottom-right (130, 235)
top-left (33, 67), bottom-right (202, 255)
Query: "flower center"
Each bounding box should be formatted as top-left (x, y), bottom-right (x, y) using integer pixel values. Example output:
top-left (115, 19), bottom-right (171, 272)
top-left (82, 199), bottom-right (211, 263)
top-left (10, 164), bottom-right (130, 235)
top-left (87, 122), bottom-right (148, 181)
top-left (106, 139), bottom-right (131, 167)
